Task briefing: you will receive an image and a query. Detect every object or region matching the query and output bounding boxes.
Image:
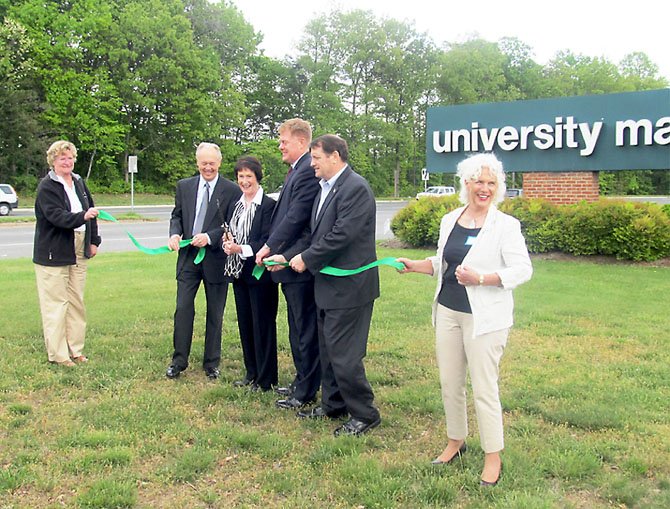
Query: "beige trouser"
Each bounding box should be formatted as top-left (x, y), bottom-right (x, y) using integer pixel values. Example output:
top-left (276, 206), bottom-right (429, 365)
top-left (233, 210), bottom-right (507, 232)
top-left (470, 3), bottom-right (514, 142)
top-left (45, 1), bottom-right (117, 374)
top-left (35, 231), bottom-right (88, 363)
top-left (435, 304), bottom-right (509, 453)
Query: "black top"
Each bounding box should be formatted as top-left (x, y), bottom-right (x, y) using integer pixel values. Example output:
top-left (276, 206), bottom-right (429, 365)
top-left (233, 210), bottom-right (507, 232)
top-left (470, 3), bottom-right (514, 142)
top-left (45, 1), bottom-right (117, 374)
top-left (438, 223), bottom-right (481, 313)
top-left (33, 171), bottom-right (101, 266)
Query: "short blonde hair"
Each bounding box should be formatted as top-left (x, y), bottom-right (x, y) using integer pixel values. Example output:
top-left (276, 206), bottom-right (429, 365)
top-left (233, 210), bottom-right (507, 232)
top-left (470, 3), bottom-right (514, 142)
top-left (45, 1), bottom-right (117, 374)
top-left (457, 153), bottom-right (507, 205)
top-left (278, 118), bottom-right (312, 142)
top-left (46, 140), bottom-right (77, 169)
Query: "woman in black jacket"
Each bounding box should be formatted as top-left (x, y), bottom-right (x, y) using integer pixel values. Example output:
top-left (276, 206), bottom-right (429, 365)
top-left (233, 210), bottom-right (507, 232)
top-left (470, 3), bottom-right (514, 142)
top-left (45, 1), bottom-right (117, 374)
top-left (33, 140), bottom-right (100, 367)
top-left (223, 156), bottom-right (279, 391)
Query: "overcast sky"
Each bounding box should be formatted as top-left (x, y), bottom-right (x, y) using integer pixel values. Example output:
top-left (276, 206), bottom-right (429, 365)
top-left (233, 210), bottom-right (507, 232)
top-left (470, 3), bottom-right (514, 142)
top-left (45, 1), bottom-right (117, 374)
top-left (231, 0), bottom-right (670, 82)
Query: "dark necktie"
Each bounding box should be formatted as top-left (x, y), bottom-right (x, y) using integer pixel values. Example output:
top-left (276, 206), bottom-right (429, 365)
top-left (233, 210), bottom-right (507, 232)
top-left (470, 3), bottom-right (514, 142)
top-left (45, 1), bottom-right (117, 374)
top-left (284, 165), bottom-right (293, 183)
top-left (193, 182), bottom-right (210, 234)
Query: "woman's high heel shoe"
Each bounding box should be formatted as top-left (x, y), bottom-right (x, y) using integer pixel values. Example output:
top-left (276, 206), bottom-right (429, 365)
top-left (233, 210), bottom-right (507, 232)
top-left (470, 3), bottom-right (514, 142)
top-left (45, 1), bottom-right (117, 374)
top-left (431, 442), bottom-right (467, 465)
top-left (480, 461), bottom-right (503, 487)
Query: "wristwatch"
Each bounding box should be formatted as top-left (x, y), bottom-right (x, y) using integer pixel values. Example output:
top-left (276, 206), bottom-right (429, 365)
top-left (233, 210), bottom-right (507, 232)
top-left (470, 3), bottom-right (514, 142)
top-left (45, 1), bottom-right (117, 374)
top-left (478, 274), bottom-right (485, 285)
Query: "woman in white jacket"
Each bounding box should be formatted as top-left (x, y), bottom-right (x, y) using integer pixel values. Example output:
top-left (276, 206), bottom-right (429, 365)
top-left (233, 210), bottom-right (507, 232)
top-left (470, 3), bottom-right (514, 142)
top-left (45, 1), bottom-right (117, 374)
top-left (397, 153), bottom-right (532, 487)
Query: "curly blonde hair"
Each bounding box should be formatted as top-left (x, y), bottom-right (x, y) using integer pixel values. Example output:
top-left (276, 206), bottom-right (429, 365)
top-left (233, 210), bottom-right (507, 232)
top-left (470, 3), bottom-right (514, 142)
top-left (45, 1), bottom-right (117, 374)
top-left (46, 140), bottom-right (77, 169)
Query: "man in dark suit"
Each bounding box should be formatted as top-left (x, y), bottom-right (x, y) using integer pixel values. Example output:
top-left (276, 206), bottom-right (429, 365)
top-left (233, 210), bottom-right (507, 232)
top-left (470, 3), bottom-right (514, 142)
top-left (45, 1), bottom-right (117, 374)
top-left (288, 134), bottom-right (381, 436)
top-left (255, 118), bottom-right (321, 409)
top-left (165, 142), bottom-right (241, 380)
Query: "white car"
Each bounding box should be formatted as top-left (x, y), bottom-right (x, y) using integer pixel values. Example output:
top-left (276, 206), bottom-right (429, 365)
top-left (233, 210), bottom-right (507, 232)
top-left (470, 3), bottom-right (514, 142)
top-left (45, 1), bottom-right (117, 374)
top-left (416, 186), bottom-right (456, 199)
top-left (0, 183), bottom-right (18, 216)
top-left (267, 185), bottom-right (282, 201)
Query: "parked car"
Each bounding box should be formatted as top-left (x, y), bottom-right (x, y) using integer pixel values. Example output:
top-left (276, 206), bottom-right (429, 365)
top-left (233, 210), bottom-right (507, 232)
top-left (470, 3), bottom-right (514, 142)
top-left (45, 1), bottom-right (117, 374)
top-left (416, 186), bottom-right (456, 199)
top-left (505, 188), bottom-right (523, 198)
top-left (0, 183), bottom-right (18, 216)
top-left (267, 185), bottom-right (282, 201)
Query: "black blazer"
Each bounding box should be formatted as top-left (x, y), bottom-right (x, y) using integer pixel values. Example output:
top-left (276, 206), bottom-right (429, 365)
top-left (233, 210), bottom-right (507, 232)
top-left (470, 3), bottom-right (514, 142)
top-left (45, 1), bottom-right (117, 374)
top-left (232, 193), bottom-right (276, 285)
top-left (301, 166), bottom-right (380, 310)
top-left (169, 174), bottom-right (241, 283)
top-left (266, 152), bottom-right (320, 284)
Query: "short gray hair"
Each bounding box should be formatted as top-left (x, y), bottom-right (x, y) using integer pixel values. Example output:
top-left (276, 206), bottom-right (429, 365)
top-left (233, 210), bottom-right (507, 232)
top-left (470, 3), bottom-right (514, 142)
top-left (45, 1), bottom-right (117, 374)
top-left (195, 142), bottom-right (222, 161)
top-left (457, 153), bottom-right (506, 205)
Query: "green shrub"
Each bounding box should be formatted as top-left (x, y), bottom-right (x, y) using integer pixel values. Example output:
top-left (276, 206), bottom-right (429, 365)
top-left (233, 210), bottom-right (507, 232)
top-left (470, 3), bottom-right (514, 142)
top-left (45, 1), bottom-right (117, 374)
top-left (390, 195), bottom-right (460, 246)
top-left (499, 197), bottom-right (560, 253)
top-left (551, 200), bottom-right (635, 256)
top-left (550, 200), bottom-right (670, 261)
top-left (612, 206), bottom-right (670, 261)
top-left (392, 197), bottom-right (670, 261)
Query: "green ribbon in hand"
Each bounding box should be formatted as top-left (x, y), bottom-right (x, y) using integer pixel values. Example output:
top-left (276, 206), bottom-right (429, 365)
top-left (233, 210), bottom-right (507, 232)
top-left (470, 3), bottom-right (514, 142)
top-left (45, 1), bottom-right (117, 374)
top-left (252, 256), bottom-right (405, 280)
top-left (251, 260), bottom-right (287, 280)
top-left (98, 209), bottom-right (206, 264)
top-left (320, 257), bottom-right (405, 276)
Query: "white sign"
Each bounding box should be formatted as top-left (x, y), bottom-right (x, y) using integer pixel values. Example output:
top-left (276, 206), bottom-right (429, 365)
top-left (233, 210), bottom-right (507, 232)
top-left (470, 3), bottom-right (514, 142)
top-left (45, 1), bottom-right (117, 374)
top-left (421, 168), bottom-right (429, 181)
top-left (128, 155), bottom-right (138, 174)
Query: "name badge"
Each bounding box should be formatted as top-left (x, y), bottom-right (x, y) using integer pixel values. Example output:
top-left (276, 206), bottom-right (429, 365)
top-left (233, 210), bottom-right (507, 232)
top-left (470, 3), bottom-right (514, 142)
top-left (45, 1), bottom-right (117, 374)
top-left (465, 235), bottom-right (477, 246)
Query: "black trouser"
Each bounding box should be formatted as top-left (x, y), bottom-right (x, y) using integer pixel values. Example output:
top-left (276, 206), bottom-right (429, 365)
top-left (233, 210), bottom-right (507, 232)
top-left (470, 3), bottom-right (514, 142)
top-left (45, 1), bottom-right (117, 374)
top-left (317, 301), bottom-right (379, 423)
top-left (172, 261), bottom-right (228, 370)
top-left (233, 279), bottom-right (279, 389)
top-left (281, 281), bottom-right (320, 402)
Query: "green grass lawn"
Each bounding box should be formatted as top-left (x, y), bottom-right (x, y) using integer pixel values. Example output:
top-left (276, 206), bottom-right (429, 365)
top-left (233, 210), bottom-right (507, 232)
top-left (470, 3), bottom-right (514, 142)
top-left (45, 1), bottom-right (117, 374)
top-left (0, 248), bottom-right (668, 508)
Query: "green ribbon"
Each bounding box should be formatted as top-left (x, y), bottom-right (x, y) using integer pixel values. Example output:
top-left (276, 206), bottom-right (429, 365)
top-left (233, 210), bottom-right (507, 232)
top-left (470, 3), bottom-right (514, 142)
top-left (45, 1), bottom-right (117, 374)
top-left (98, 209), bottom-right (205, 264)
top-left (252, 257), bottom-right (405, 280)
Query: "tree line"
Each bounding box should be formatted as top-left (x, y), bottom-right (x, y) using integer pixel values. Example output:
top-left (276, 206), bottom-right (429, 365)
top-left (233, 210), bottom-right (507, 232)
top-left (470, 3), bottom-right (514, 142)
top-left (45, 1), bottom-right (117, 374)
top-left (1, 0), bottom-right (668, 197)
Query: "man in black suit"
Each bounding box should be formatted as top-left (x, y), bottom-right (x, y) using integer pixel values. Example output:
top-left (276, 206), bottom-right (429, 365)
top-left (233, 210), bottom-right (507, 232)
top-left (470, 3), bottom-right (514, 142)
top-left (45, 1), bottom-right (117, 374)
top-left (166, 142), bottom-right (241, 380)
top-left (256, 118), bottom-right (321, 409)
top-left (288, 134), bottom-right (381, 436)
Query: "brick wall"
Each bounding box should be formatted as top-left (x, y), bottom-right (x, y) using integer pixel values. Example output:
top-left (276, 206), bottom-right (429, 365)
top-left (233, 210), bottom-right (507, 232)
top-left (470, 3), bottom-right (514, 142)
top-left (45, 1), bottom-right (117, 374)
top-left (523, 172), bottom-right (600, 204)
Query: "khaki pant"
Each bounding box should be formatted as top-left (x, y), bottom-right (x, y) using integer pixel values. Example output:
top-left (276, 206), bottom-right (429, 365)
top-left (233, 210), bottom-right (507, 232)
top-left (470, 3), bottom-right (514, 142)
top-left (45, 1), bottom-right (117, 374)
top-left (35, 231), bottom-right (88, 363)
top-left (435, 304), bottom-right (509, 453)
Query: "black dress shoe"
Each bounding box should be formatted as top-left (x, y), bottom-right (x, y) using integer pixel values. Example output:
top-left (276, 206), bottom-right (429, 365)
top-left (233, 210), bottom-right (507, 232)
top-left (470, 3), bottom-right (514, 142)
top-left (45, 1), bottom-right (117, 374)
top-left (275, 397), bottom-right (314, 410)
top-left (204, 367), bottom-right (220, 380)
top-left (431, 442), bottom-right (467, 465)
top-left (165, 365), bottom-right (183, 379)
top-left (274, 386), bottom-right (292, 397)
top-left (334, 416), bottom-right (381, 437)
top-left (233, 377), bottom-right (254, 387)
top-left (296, 406), bottom-right (348, 420)
top-left (480, 462), bottom-right (503, 487)
top-left (250, 383), bottom-right (271, 392)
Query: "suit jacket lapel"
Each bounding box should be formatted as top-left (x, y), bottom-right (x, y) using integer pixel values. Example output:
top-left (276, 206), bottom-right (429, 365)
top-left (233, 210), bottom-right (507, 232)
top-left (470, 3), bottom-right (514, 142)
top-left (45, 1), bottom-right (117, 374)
top-left (185, 177), bottom-right (200, 237)
top-left (204, 176), bottom-right (226, 229)
top-left (271, 170), bottom-right (292, 222)
top-left (310, 190), bottom-right (319, 230)
top-left (273, 154), bottom-right (306, 220)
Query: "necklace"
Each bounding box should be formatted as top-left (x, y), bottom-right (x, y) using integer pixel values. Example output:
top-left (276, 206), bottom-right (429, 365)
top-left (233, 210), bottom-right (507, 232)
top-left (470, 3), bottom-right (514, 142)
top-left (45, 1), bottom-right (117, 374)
top-left (462, 209), bottom-right (487, 228)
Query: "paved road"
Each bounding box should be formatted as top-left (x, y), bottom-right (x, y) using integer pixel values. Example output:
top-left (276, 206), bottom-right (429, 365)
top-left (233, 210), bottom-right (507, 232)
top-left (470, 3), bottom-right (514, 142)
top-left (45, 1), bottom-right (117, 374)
top-left (609, 196), bottom-right (670, 205)
top-left (5, 196), bottom-right (667, 260)
top-left (0, 201), bottom-right (408, 260)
